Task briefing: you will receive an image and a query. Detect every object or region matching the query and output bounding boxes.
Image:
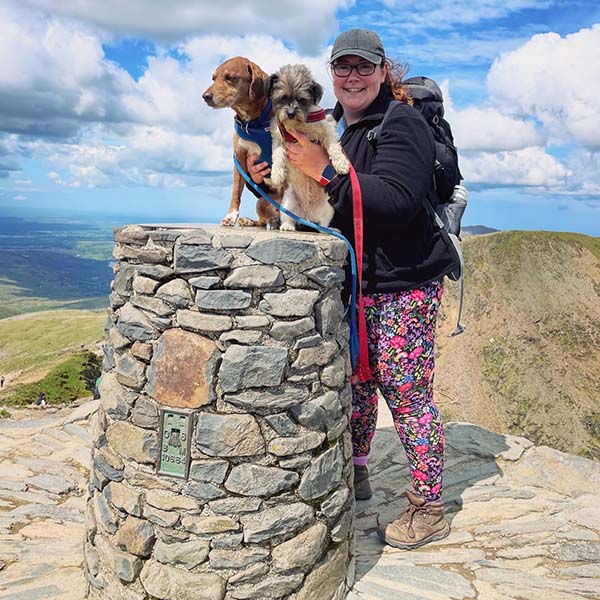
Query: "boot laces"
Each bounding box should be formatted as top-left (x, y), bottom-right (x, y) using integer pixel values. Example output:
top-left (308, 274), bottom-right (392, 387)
top-left (397, 503), bottom-right (424, 539)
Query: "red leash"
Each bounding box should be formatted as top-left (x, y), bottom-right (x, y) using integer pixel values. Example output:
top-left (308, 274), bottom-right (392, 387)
top-left (348, 163), bottom-right (372, 382)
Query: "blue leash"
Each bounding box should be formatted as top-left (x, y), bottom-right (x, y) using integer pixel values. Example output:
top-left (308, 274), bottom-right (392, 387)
top-left (232, 155), bottom-right (360, 369)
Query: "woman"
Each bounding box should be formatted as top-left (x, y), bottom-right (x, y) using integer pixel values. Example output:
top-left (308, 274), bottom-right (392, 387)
top-left (248, 29), bottom-right (459, 550)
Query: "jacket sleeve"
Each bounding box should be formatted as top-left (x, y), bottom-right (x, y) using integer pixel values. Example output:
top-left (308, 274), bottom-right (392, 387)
top-left (327, 105), bottom-right (435, 227)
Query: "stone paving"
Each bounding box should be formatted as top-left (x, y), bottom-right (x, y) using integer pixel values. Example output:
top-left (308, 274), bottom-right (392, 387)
top-left (1, 400), bottom-right (600, 599)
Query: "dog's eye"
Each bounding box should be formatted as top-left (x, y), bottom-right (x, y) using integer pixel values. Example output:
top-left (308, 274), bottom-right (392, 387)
top-left (225, 74), bottom-right (237, 83)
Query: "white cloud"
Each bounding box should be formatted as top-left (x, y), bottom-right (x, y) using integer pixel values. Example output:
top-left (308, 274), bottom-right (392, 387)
top-left (13, 194), bottom-right (27, 200)
top-left (16, 0), bottom-right (352, 52)
top-left (461, 147), bottom-right (571, 187)
top-left (442, 80), bottom-right (544, 152)
top-left (487, 24), bottom-right (600, 150)
top-left (379, 0), bottom-right (551, 30)
top-left (14, 179), bottom-right (32, 185)
top-left (0, 6), bottom-right (136, 138)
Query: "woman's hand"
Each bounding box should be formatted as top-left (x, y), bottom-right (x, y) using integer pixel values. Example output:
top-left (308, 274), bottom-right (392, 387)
top-left (246, 153), bottom-right (270, 184)
top-left (286, 130), bottom-right (331, 182)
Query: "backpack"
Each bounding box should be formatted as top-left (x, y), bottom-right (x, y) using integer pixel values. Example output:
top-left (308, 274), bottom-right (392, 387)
top-left (367, 76), bottom-right (467, 336)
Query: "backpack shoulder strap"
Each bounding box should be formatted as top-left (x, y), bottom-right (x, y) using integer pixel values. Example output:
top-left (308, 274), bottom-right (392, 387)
top-left (366, 100), bottom-right (402, 145)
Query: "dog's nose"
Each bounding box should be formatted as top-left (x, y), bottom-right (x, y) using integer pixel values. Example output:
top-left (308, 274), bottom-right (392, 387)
top-left (286, 109), bottom-right (296, 119)
top-left (203, 92), bottom-right (213, 104)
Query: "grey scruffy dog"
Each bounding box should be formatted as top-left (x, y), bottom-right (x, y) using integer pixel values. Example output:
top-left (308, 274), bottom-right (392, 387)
top-left (266, 64), bottom-right (350, 231)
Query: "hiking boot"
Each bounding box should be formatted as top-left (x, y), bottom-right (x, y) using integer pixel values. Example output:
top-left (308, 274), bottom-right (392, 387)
top-left (353, 465), bottom-right (372, 501)
top-left (377, 490), bottom-right (450, 549)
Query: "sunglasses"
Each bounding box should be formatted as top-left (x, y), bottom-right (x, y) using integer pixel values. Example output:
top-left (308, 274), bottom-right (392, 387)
top-left (331, 62), bottom-right (378, 77)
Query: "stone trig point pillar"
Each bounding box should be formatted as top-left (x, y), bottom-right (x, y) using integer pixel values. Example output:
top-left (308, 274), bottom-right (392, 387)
top-left (85, 224), bottom-right (355, 600)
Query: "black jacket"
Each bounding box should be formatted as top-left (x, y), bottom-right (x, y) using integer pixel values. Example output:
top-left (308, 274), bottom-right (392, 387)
top-left (326, 84), bottom-right (459, 294)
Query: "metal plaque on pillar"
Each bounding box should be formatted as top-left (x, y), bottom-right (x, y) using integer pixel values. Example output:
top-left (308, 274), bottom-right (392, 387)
top-left (157, 409), bottom-right (192, 478)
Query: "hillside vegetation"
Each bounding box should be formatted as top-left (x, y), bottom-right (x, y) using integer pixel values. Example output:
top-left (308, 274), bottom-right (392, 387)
top-left (0, 310), bottom-right (105, 383)
top-left (436, 231), bottom-right (600, 460)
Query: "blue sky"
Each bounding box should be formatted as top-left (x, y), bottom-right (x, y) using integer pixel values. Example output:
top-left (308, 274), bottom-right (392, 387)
top-left (0, 0), bottom-right (599, 234)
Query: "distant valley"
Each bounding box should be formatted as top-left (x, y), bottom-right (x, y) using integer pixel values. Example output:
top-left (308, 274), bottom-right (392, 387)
top-left (0, 216), bottom-right (115, 318)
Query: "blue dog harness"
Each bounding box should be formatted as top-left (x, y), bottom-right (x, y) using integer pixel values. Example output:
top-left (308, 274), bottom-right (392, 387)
top-left (233, 99), bottom-right (273, 167)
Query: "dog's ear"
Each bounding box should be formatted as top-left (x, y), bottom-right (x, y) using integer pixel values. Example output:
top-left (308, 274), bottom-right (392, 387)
top-left (248, 63), bottom-right (266, 102)
top-left (264, 74), bottom-right (279, 99)
top-left (310, 80), bottom-right (324, 105)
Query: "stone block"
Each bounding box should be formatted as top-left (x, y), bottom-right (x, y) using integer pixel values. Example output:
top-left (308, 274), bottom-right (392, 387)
top-left (145, 490), bottom-right (198, 511)
top-left (99, 372), bottom-right (131, 421)
top-left (195, 413), bottom-right (265, 457)
top-left (143, 504), bottom-right (180, 528)
top-left (241, 502), bottom-right (314, 543)
top-left (224, 387), bottom-right (308, 413)
top-left (293, 541), bottom-right (348, 600)
top-left (189, 276), bottom-right (221, 289)
top-left (177, 309), bottom-right (233, 333)
top-left (236, 315), bottom-right (271, 329)
top-left (269, 317), bottom-right (314, 340)
top-left (246, 238), bottom-right (316, 264)
top-left (218, 330), bottom-right (262, 345)
top-left (131, 396), bottom-right (159, 429)
top-left (115, 549), bottom-right (143, 583)
top-left (320, 487), bottom-right (350, 520)
top-left (292, 341), bottom-right (338, 370)
top-left (181, 515), bottom-right (238, 535)
top-left (265, 413), bottom-right (298, 436)
top-left (131, 341), bottom-right (153, 362)
top-left (115, 353), bottom-right (146, 390)
top-left (259, 289), bottom-right (320, 317)
top-left (175, 245), bottom-right (233, 273)
top-left (321, 355), bottom-right (346, 388)
top-left (224, 265), bottom-right (284, 288)
top-left (103, 482), bottom-right (143, 517)
top-left (106, 421), bottom-right (158, 464)
top-left (229, 574), bottom-right (304, 599)
top-left (131, 294), bottom-right (174, 317)
top-left (208, 497), bottom-right (262, 515)
top-left (154, 537), bottom-right (210, 569)
top-left (268, 431), bottom-right (326, 457)
top-left (218, 345), bottom-right (287, 393)
top-left (147, 328), bottom-right (218, 408)
top-left (298, 445), bottom-right (343, 500)
top-left (140, 560), bottom-right (226, 600)
top-left (272, 521), bottom-right (328, 572)
top-left (189, 460), bottom-right (229, 484)
top-left (314, 292), bottom-right (345, 337)
top-left (305, 266), bottom-right (345, 287)
top-left (156, 278), bottom-right (193, 308)
top-left (93, 491), bottom-right (119, 534)
top-left (291, 390), bottom-right (342, 431)
top-left (182, 481), bottom-right (226, 502)
top-left (209, 546), bottom-right (270, 569)
top-left (195, 290), bottom-right (252, 311)
top-left (115, 516), bottom-right (156, 557)
top-left (178, 229), bottom-right (213, 245)
top-left (225, 464), bottom-right (299, 497)
top-left (133, 275), bottom-right (160, 295)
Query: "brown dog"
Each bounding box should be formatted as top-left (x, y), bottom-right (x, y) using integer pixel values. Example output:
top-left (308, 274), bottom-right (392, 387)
top-left (203, 56), bottom-right (280, 227)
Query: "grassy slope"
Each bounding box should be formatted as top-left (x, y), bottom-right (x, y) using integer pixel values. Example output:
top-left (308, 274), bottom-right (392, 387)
top-left (1, 351), bottom-right (101, 406)
top-left (436, 231), bottom-right (600, 459)
top-left (0, 309), bottom-right (105, 379)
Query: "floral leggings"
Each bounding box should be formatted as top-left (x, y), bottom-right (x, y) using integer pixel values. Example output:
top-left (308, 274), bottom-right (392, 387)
top-left (351, 280), bottom-right (445, 501)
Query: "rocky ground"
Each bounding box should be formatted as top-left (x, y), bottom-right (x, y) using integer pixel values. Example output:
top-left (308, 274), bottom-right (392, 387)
top-left (1, 400), bottom-right (599, 600)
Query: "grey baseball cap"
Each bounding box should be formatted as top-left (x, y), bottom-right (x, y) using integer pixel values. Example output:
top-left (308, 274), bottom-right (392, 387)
top-left (330, 29), bottom-right (385, 65)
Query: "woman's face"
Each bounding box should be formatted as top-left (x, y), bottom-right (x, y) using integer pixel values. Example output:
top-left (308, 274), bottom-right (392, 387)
top-left (332, 54), bottom-right (387, 123)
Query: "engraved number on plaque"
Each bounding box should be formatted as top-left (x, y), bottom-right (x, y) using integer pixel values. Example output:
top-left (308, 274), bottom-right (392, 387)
top-left (157, 410), bottom-right (192, 478)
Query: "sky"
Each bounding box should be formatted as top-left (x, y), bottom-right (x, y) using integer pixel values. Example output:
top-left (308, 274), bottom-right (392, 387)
top-left (0, 0), bottom-right (599, 234)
